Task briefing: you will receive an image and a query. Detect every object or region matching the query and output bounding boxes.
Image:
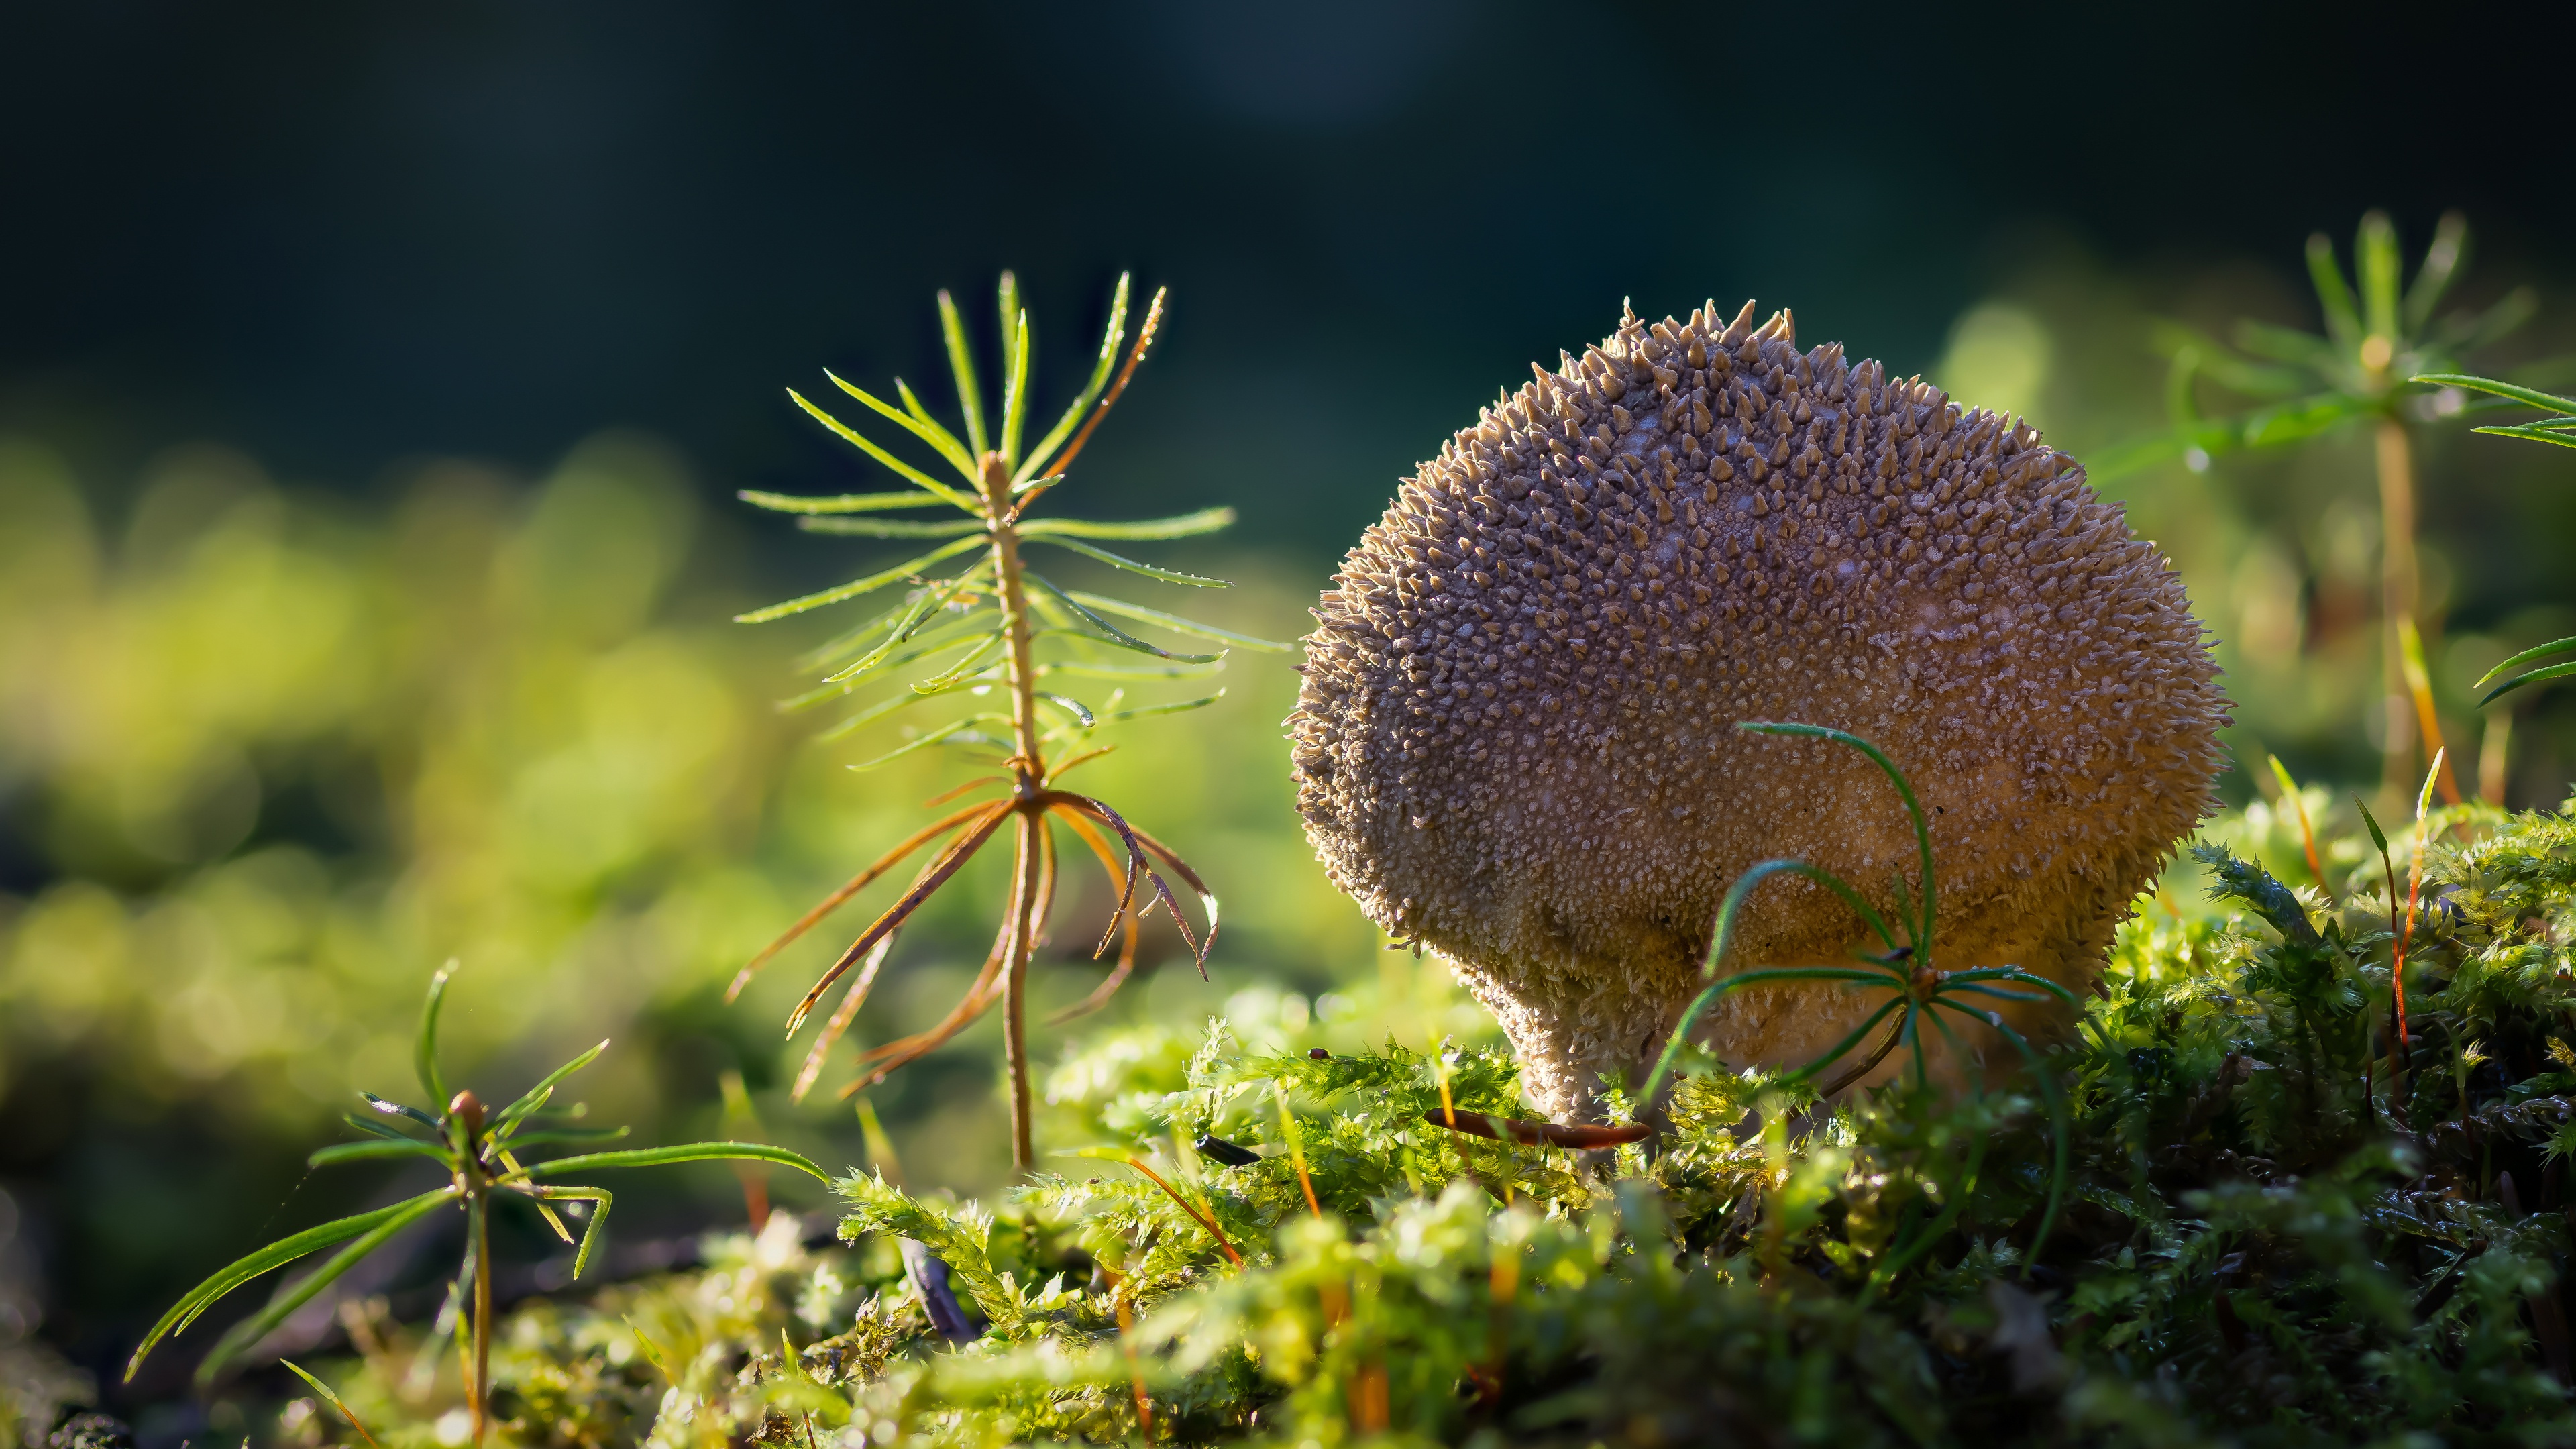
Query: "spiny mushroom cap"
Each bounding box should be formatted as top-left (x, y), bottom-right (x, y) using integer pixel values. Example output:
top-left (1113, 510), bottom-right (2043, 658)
top-left (1287, 301), bottom-right (2229, 1121)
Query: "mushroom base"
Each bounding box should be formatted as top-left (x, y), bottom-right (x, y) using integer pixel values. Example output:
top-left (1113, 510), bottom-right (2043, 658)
top-left (1447, 871), bottom-right (2144, 1125)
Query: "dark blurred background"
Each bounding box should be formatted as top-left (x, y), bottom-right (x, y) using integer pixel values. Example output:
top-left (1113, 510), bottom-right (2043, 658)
top-left (4, 0), bottom-right (2573, 1432)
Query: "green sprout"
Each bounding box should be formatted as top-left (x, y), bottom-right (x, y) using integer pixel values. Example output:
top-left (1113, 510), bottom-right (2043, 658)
top-left (1633, 722), bottom-right (2076, 1267)
top-left (724, 273), bottom-right (1287, 1171)
top-left (2101, 211), bottom-right (2534, 802)
top-left (123, 965), bottom-right (826, 1445)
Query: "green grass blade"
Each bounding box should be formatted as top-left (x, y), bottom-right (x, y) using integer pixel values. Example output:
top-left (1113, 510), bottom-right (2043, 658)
top-left (2404, 211), bottom-right (2467, 334)
top-left (799, 614), bottom-right (995, 691)
top-left (2477, 635), bottom-right (2576, 690)
top-left (2358, 211), bottom-right (2400, 345)
top-left (491, 1040), bottom-right (610, 1136)
top-left (1016, 272), bottom-right (1130, 482)
top-left (793, 586), bottom-right (947, 675)
top-left (1789, 995), bottom-right (1908, 1083)
top-left (996, 272), bottom-right (1022, 379)
top-left (938, 289), bottom-right (989, 458)
top-left (526, 1187), bottom-right (614, 1279)
top-left (1940, 968), bottom-right (2080, 1008)
top-left (734, 536), bottom-right (986, 624)
top-left (1017, 507), bottom-right (1237, 541)
top-left (2228, 320), bottom-right (2341, 376)
top-left (280, 1361), bottom-right (380, 1448)
top-left (494, 1126), bottom-right (631, 1150)
top-left (1102, 690), bottom-right (1225, 723)
top-left (2353, 796), bottom-right (2390, 855)
top-left (998, 311), bottom-right (1032, 468)
top-left (792, 620), bottom-right (996, 710)
top-left (415, 962), bottom-right (454, 1108)
top-left (892, 378), bottom-right (972, 471)
top-left (1024, 574), bottom-right (1222, 663)
top-left (845, 716), bottom-right (1008, 771)
top-left (361, 1092), bottom-right (442, 1132)
top-left (1066, 590), bottom-right (1289, 652)
top-left (1635, 857), bottom-right (1899, 1107)
top-left (2471, 423), bottom-right (2576, 450)
top-left (517, 1141), bottom-right (832, 1183)
top-left (737, 489), bottom-right (950, 515)
top-left (308, 1140), bottom-right (451, 1168)
top-left (819, 565), bottom-right (994, 682)
top-left (1026, 535), bottom-right (1232, 586)
top-left (2268, 753), bottom-right (2303, 804)
top-left (341, 1111), bottom-right (431, 1143)
top-left (2438, 288), bottom-right (2537, 354)
top-left (2238, 392), bottom-right (2371, 449)
top-left (2306, 231), bottom-right (2362, 350)
top-left (783, 637), bottom-right (983, 722)
top-left (1942, 983), bottom-right (2049, 1004)
top-left (129, 1187), bottom-right (457, 1381)
top-left (789, 388), bottom-right (982, 511)
top-left (2481, 659), bottom-right (2576, 706)
top-left (1738, 723), bottom-right (1932, 951)
top-left (1034, 692), bottom-right (1093, 730)
top-left (797, 517), bottom-right (987, 539)
top-left (912, 631), bottom-right (1008, 692)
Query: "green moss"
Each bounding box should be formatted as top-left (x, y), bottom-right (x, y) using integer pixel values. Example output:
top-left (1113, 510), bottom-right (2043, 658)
top-left (297, 802), bottom-right (2576, 1446)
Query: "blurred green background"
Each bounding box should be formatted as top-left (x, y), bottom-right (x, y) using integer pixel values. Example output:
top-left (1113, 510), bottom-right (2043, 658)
top-left (3, 0), bottom-right (2575, 1421)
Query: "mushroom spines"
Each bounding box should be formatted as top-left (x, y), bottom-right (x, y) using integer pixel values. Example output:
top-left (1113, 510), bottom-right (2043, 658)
top-left (1291, 300), bottom-right (2229, 1120)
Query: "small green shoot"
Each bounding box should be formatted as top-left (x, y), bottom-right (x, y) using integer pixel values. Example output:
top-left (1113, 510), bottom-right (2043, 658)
top-left (729, 274), bottom-right (1291, 1171)
top-left (1635, 722), bottom-right (2076, 1271)
top-left (124, 965), bottom-right (826, 1446)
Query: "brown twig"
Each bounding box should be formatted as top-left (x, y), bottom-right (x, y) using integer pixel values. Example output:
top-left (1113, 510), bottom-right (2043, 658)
top-left (1102, 1264), bottom-right (1155, 1440)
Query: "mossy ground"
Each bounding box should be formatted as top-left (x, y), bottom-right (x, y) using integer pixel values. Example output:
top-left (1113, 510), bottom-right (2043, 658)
top-left (263, 799), bottom-right (2576, 1448)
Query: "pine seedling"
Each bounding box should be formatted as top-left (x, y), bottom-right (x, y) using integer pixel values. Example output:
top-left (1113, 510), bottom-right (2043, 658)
top-left (1633, 722), bottom-right (2076, 1268)
top-left (124, 965), bottom-right (824, 1446)
top-left (727, 274), bottom-right (1285, 1171)
top-left (2103, 211), bottom-right (2538, 799)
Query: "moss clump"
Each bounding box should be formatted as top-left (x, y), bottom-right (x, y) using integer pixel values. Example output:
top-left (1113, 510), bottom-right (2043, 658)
top-left (292, 801), bottom-right (2576, 1446)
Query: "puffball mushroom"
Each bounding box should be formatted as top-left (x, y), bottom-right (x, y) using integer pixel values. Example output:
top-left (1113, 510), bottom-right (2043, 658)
top-left (1288, 301), bottom-right (2229, 1123)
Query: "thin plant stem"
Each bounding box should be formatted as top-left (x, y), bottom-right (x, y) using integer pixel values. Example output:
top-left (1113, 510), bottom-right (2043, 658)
top-left (1001, 812), bottom-right (1041, 1170)
top-left (1274, 1079), bottom-right (1322, 1218)
top-left (470, 1201), bottom-right (492, 1447)
top-left (1120, 1156), bottom-right (1244, 1265)
top-left (2377, 417), bottom-right (2421, 804)
top-left (984, 448), bottom-right (1052, 1173)
top-left (2480, 709), bottom-right (2512, 805)
top-left (2400, 618), bottom-right (2464, 805)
